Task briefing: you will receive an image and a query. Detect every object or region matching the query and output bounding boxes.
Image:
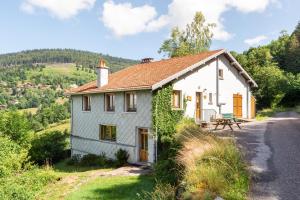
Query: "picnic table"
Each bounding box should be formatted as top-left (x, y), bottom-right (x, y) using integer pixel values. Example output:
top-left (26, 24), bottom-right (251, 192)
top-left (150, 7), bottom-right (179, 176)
top-left (213, 113), bottom-right (242, 131)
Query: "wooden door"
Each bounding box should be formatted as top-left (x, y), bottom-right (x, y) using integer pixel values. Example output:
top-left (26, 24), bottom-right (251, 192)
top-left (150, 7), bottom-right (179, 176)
top-left (251, 96), bottom-right (256, 119)
top-left (139, 128), bottom-right (148, 162)
top-left (196, 92), bottom-right (202, 120)
top-left (233, 94), bottom-right (243, 118)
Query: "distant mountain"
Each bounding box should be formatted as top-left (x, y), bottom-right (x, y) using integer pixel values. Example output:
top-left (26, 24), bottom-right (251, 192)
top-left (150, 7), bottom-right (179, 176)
top-left (0, 49), bottom-right (138, 72)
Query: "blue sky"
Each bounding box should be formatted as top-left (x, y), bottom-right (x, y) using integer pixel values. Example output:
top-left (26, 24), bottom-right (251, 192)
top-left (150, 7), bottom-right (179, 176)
top-left (0, 0), bottom-right (299, 60)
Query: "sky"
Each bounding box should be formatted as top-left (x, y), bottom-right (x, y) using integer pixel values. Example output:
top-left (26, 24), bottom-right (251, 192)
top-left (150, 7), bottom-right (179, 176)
top-left (0, 0), bottom-right (299, 60)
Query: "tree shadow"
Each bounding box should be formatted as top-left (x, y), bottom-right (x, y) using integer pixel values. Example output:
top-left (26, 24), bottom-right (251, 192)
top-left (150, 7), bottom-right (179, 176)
top-left (80, 175), bottom-right (155, 200)
top-left (53, 159), bottom-right (114, 173)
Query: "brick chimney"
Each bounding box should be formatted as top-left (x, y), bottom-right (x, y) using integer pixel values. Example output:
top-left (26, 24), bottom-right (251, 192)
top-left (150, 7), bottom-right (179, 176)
top-left (96, 59), bottom-right (109, 88)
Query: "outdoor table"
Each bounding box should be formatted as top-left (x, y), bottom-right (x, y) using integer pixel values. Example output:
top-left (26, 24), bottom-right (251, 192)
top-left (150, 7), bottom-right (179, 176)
top-left (214, 118), bottom-right (241, 131)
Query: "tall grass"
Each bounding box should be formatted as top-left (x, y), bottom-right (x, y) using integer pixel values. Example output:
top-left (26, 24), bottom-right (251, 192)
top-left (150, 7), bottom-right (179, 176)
top-left (177, 135), bottom-right (249, 200)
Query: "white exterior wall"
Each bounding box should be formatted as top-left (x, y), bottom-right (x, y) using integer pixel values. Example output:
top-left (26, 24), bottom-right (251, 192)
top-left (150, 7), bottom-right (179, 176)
top-left (218, 56), bottom-right (251, 118)
top-left (71, 90), bottom-right (155, 164)
top-left (173, 55), bottom-right (252, 120)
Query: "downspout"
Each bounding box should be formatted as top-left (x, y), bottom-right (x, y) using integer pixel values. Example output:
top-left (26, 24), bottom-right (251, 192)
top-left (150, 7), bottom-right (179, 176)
top-left (70, 96), bottom-right (73, 156)
top-left (216, 57), bottom-right (221, 114)
top-left (246, 85), bottom-right (249, 119)
top-left (155, 93), bottom-right (158, 163)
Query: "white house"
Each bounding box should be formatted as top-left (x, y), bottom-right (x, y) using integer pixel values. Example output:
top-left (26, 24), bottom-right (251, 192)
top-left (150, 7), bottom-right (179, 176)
top-left (66, 49), bottom-right (257, 164)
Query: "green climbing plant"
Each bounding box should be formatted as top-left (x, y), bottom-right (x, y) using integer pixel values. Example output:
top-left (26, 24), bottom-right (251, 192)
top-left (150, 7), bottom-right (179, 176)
top-left (152, 85), bottom-right (184, 143)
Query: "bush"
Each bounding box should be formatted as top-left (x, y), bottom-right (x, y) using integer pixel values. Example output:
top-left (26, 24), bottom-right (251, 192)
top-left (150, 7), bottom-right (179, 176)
top-left (29, 130), bottom-right (69, 165)
top-left (115, 149), bottom-right (129, 167)
top-left (66, 154), bottom-right (81, 165)
top-left (0, 136), bottom-right (28, 178)
top-left (0, 168), bottom-right (57, 200)
top-left (79, 153), bottom-right (107, 167)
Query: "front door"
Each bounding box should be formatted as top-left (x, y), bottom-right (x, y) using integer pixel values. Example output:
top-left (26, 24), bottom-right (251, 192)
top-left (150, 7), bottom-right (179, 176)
top-left (233, 94), bottom-right (243, 118)
top-left (139, 128), bottom-right (148, 162)
top-left (196, 92), bottom-right (202, 121)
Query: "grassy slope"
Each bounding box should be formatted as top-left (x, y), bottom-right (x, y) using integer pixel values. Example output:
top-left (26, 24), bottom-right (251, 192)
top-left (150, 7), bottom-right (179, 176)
top-left (26, 63), bottom-right (96, 81)
top-left (37, 119), bottom-right (71, 134)
top-left (38, 161), bottom-right (154, 200)
top-left (65, 175), bottom-right (154, 200)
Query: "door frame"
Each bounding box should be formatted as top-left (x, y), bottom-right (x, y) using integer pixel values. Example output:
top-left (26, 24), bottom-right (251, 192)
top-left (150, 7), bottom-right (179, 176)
top-left (195, 92), bottom-right (203, 121)
top-left (138, 128), bottom-right (149, 162)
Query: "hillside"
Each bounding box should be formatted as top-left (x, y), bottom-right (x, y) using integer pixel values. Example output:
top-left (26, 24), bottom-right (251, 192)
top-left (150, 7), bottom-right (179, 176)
top-left (0, 49), bottom-right (138, 72)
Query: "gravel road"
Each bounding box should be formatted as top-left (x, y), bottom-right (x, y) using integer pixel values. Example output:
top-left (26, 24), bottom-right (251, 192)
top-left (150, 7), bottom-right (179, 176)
top-left (235, 111), bottom-right (300, 200)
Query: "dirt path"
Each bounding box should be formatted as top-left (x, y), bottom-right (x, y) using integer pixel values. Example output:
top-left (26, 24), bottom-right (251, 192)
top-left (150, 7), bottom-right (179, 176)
top-left (235, 111), bottom-right (300, 200)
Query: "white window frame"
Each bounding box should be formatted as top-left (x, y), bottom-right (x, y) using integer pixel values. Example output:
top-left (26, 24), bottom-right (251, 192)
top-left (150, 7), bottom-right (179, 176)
top-left (172, 90), bottom-right (182, 109)
top-left (125, 92), bottom-right (137, 112)
top-left (82, 95), bottom-right (91, 111)
top-left (105, 93), bottom-right (115, 112)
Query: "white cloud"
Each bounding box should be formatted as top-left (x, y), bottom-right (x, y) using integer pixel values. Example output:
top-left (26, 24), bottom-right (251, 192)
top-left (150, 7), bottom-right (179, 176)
top-left (244, 35), bottom-right (268, 46)
top-left (166, 0), bottom-right (274, 41)
top-left (101, 0), bottom-right (275, 40)
top-left (21, 0), bottom-right (96, 20)
top-left (101, 1), bottom-right (168, 37)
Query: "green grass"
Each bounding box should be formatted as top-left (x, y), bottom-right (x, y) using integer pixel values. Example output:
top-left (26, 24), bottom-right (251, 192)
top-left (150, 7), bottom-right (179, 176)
top-left (26, 63), bottom-right (96, 81)
top-left (53, 159), bottom-right (111, 173)
top-left (295, 105), bottom-right (300, 114)
top-left (38, 160), bottom-right (114, 200)
top-left (37, 119), bottom-right (70, 134)
top-left (65, 175), bottom-right (155, 200)
top-left (255, 107), bottom-right (286, 121)
top-left (19, 107), bottom-right (38, 114)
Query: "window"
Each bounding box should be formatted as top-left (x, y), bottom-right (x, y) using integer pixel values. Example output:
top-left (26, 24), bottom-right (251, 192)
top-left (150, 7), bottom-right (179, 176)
top-left (82, 95), bottom-right (91, 111)
top-left (125, 92), bottom-right (137, 112)
top-left (105, 93), bottom-right (115, 111)
top-left (208, 93), bottom-right (213, 105)
top-left (218, 69), bottom-right (224, 79)
top-left (100, 125), bottom-right (116, 141)
top-left (172, 90), bottom-right (181, 108)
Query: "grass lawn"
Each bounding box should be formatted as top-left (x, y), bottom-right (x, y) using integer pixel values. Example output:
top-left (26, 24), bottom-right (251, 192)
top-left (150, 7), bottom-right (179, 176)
top-left (65, 175), bottom-right (155, 200)
top-left (38, 160), bottom-right (114, 200)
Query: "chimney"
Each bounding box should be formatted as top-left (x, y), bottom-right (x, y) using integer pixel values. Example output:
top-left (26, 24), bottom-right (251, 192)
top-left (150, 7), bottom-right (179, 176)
top-left (96, 59), bottom-right (109, 88)
top-left (141, 57), bottom-right (154, 64)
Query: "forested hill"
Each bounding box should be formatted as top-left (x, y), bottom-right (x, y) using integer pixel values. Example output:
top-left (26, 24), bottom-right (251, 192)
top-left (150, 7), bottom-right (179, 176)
top-left (0, 49), bottom-right (138, 72)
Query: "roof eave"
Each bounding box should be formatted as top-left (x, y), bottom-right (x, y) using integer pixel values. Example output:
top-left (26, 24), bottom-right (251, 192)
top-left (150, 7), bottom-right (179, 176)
top-left (66, 86), bottom-right (152, 96)
top-left (224, 51), bottom-right (258, 87)
top-left (152, 49), bottom-right (226, 90)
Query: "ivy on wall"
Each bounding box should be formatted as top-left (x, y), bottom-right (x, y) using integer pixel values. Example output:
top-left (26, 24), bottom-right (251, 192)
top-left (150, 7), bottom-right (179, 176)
top-left (152, 85), bottom-right (184, 143)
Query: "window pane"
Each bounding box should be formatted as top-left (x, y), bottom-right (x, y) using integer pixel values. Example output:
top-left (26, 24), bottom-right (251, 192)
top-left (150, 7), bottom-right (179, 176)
top-left (100, 125), bottom-right (116, 141)
top-left (126, 92), bottom-right (136, 112)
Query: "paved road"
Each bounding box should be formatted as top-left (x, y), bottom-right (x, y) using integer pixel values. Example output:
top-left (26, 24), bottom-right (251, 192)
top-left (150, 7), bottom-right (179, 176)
top-left (235, 111), bottom-right (300, 200)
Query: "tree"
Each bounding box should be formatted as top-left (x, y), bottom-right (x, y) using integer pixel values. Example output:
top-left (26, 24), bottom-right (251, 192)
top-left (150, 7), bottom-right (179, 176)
top-left (0, 111), bottom-right (31, 146)
top-left (284, 22), bottom-right (300, 73)
top-left (159, 12), bottom-right (215, 58)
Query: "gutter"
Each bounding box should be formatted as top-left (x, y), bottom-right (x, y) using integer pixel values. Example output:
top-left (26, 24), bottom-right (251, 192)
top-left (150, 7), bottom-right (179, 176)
top-left (216, 57), bottom-right (221, 114)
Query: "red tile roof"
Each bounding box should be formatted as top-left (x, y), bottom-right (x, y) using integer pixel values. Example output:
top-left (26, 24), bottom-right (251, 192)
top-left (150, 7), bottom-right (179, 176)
top-left (66, 49), bottom-right (225, 95)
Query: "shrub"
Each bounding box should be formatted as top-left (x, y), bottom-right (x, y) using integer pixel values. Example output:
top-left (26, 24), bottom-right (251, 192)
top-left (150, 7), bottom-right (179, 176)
top-left (0, 168), bottom-right (57, 200)
top-left (0, 136), bottom-right (28, 178)
top-left (66, 154), bottom-right (81, 165)
top-left (115, 149), bottom-right (129, 167)
top-left (29, 130), bottom-right (69, 165)
top-left (79, 153), bottom-right (107, 167)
